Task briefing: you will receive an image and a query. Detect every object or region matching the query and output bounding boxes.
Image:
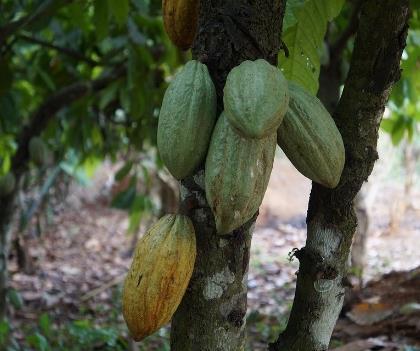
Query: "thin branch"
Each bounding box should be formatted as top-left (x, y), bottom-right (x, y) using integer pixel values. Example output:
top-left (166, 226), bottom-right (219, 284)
top-left (11, 65), bottom-right (126, 177)
top-left (17, 34), bottom-right (100, 66)
top-left (330, 0), bottom-right (363, 61)
top-left (0, 0), bottom-right (76, 50)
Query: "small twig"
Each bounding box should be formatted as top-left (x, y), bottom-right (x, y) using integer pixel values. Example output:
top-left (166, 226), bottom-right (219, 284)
top-left (330, 0), bottom-right (363, 61)
top-left (80, 275), bottom-right (125, 302)
top-left (0, 0), bottom-right (76, 50)
top-left (18, 34), bottom-right (100, 66)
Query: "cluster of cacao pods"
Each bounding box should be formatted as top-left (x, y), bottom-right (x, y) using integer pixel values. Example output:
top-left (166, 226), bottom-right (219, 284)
top-left (157, 58), bottom-right (344, 234)
top-left (122, 57), bottom-right (345, 341)
top-left (123, 2), bottom-right (345, 342)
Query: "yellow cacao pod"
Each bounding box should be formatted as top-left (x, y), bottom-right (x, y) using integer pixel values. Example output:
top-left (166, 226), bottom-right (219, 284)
top-left (162, 0), bottom-right (199, 49)
top-left (122, 214), bottom-right (196, 341)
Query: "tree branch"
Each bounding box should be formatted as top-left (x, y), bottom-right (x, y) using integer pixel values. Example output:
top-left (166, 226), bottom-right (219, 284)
top-left (0, 0), bottom-right (76, 50)
top-left (17, 34), bottom-right (100, 66)
top-left (329, 0), bottom-right (363, 62)
top-left (11, 65), bottom-right (126, 177)
top-left (270, 1), bottom-right (409, 350)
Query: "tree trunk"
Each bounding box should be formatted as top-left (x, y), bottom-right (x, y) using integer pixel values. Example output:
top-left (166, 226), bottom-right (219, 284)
top-left (170, 1), bottom-right (286, 350)
top-left (0, 191), bottom-right (17, 319)
top-left (270, 1), bottom-right (409, 350)
top-left (318, 27), bottom-right (369, 287)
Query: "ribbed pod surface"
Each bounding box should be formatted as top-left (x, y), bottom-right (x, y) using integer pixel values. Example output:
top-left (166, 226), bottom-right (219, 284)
top-left (224, 59), bottom-right (289, 139)
top-left (277, 82), bottom-right (345, 188)
top-left (157, 60), bottom-right (217, 180)
top-left (122, 214), bottom-right (196, 341)
top-left (162, 0), bottom-right (199, 49)
top-left (205, 113), bottom-right (276, 234)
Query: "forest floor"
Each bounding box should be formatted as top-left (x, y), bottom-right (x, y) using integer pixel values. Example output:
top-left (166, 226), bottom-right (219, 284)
top-left (6, 138), bottom-right (420, 351)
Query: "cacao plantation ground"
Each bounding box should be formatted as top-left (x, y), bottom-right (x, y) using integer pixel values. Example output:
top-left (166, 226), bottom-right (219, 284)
top-left (6, 136), bottom-right (420, 351)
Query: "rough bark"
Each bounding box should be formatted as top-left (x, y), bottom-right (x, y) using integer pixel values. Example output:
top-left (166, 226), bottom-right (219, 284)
top-left (170, 1), bottom-right (286, 350)
top-left (318, 10), bottom-right (369, 288)
top-left (270, 1), bottom-right (409, 350)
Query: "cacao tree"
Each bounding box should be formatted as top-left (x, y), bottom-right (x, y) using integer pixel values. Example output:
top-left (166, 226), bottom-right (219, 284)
top-left (0, 0), bottom-right (182, 321)
top-left (0, 0), bottom-right (417, 350)
top-left (168, 0), bottom-right (410, 350)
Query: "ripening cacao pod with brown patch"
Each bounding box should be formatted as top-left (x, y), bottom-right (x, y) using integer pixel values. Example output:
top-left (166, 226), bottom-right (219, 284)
top-left (277, 82), bottom-right (345, 188)
top-left (122, 214), bottom-right (196, 341)
top-left (162, 0), bottom-right (199, 50)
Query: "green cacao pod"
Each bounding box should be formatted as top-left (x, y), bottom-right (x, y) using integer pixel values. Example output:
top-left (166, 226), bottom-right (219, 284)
top-left (157, 60), bottom-right (217, 180)
top-left (223, 59), bottom-right (289, 139)
top-left (163, 0), bottom-right (199, 50)
top-left (122, 214), bottom-right (196, 341)
top-left (205, 113), bottom-right (276, 235)
top-left (277, 82), bottom-right (345, 188)
top-left (29, 137), bottom-right (47, 166)
top-left (0, 173), bottom-right (16, 196)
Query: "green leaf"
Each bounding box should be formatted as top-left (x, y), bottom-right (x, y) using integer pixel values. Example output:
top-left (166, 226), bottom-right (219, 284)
top-left (115, 161), bottom-right (133, 181)
top-left (108, 0), bottom-right (129, 26)
top-left (26, 332), bottom-right (50, 351)
top-left (280, 0), bottom-right (345, 94)
top-left (128, 17), bottom-right (147, 45)
top-left (0, 60), bottom-right (13, 94)
top-left (7, 288), bottom-right (23, 310)
top-left (283, 0), bottom-right (307, 31)
top-left (380, 118), bottom-right (395, 134)
top-left (66, 2), bottom-right (89, 32)
top-left (38, 313), bottom-right (52, 338)
top-left (0, 319), bottom-right (10, 345)
top-left (128, 195), bottom-right (146, 233)
top-left (0, 93), bottom-right (19, 133)
top-left (99, 81), bottom-right (120, 110)
top-left (111, 177), bottom-right (137, 209)
top-left (93, 0), bottom-right (109, 41)
top-left (406, 119), bottom-right (415, 141)
top-left (390, 116), bottom-right (406, 145)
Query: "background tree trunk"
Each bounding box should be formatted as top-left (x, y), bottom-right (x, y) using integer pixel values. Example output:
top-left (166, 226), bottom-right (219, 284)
top-left (170, 1), bottom-right (286, 350)
top-left (0, 68), bottom-right (124, 320)
top-left (0, 192), bottom-right (16, 319)
top-left (270, 1), bottom-right (409, 350)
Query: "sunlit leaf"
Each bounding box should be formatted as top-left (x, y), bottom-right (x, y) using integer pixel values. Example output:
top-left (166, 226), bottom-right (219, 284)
top-left (115, 161), bottom-right (133, 181)
top-left (108, 0), bottom-right (129, 26)
top-left (280, 0), bottom-right (345, 94)
top-left (93, 0), bottom-right (109, 41)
